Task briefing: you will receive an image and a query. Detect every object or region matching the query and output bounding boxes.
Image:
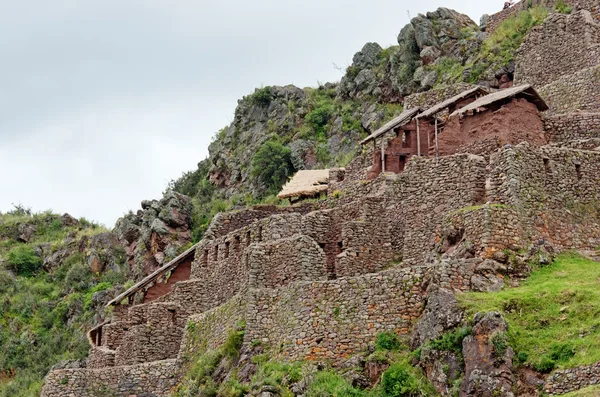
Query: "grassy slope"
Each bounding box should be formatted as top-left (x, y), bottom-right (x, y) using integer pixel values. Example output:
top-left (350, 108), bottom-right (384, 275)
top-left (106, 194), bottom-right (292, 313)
top-left (562, 385), bottom-right (600, 396)
top-left (459, 253), bottom-right (600, 371)
top-left (0, 211), bottom-right (129, 396)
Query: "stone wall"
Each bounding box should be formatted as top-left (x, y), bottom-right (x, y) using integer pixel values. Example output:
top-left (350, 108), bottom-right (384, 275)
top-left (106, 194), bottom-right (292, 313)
top-left (179, 295), bottom-right (246, 361)
top-left (544, 361), bottom-right (600, 395)
top-left (247, 235), bottom-right (328, 288)
top-left (246, 266), bottom-right (428, 362)
top-left (543, 112), bottom-right (600, 142)
top-left (41, 359), bottom-right (179, 397)
top-left (393, 154), bottom-right (488, 264)
top-left (515, 11), bottom-right (600, 88)
top-left (538, 65), bottom-right (600, 114)
top-left (489, 143), bottom-right (600, 251)
top-left (403, 83), bottom-right (476, 110)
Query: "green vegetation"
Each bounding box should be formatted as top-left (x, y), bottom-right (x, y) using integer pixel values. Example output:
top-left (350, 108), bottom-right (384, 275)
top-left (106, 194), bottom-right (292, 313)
top-left (433, 6), bottom-right (549, 85)
top-left (424, 327), bottom-right (472, 354)
top-left (250, 86), bottom-right (273, 107)
top-left (251, 138), bottom-right (296, 194)
top-left (555, 0), bottom-right (573, 14)
top-left (562, 385), bottom-right (600, 396)
top-left (376, 332), bottom-right (402, 351)
top-left (459, 253), bottom-right (600, 372)
top-left (0, 209), bottom-right (127, 396)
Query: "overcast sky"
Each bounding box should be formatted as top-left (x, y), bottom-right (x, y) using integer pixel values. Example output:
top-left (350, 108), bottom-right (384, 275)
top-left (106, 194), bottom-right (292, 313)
top-left (0, 0), bottom-right (499, 227)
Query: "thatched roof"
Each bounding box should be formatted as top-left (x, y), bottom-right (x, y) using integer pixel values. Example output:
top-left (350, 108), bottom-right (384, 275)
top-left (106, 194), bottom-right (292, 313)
top-left (417, 86), bottom-right (489, 118)
top-left (450, 84), bottom-right (549, 117)
top-left (361, 107), bottom-right (421, 145)
top-left (106, 243), bottom-right (198, 307)
top-left (277, 169), bottom-right (331, 199)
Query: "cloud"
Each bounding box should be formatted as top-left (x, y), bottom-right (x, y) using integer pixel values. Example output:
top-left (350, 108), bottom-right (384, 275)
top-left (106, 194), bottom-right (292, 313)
top-left (0, 0), bottom-right (497, 226)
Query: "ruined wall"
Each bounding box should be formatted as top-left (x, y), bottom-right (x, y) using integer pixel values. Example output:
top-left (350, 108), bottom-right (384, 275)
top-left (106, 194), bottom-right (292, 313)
top-left (203, 203), bottom-right (314, 239)
top-left (544, 362), bottom-right (600, 395)
top-left (439, 98), bottom-right (546, 157)
top-left (538, 65), bottom-right (600, 114)
top-left (41, 359), bottom-right (179, 397)
top-left (489, 143), bottom-right (600, 250)
top-left (179, 295), bottom-right (246, 361)
top-left (114, 302), bottom-right (185, 366)
top-left (403, 83), bottom-right (476, 110)
top-left (543, 112), bottom-right (600, 142)
top-left (394, 154), bottom-right (488, 264)
top-left (247, 235), bottom-right (328, 288)
top-left (246, 266), bottom-right (428, 362)
top-left (143, 256), bottom-right (192, 303)
top-left (515, 11), bottom-right (600, 88)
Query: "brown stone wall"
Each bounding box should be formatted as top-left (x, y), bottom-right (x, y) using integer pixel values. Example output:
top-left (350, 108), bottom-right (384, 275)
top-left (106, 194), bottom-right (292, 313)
top-left (544, 361), bottom-right (600, 395)
top-left (41, 359), bottom-right (179, 397)
top-left (245, 266), bottom-right (428, 363)
top-left (87, 347), bottom-right (115, 369)
top-left (539, 65), bottom-right (600, 114)
top-left (489, 142), bottom-right (600, 250)
top-left (544, 112), bottom-right (600, 142)
top-left (394, 154), bottom-right (488, 265)
top-left (439, 98), bottom-right (546, 157)
top-left (515, 11), bottom-right (600, 88)
top-left (247, 235), bottom-right (328, 288)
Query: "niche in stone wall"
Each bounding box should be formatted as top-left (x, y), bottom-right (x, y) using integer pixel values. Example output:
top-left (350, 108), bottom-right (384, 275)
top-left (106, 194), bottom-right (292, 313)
top-left (234, 235), bottom-right (240, 252)
top-left (246, 230), bottom-right (251, 245)
top-left (214, 245), bottom-right (219, 261)
top-left (224, 241), bottom-right (230, 258)
top-left (575, 163), bottom-right (582, 180)
top-left (203, 249), bottom-right (208, 264)
top-left (543, 158), bottom-right (552, 173)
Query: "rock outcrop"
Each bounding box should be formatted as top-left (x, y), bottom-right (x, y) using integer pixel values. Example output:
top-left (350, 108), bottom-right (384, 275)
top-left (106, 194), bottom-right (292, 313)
top-left (114, 191), bottom-right (193, 278)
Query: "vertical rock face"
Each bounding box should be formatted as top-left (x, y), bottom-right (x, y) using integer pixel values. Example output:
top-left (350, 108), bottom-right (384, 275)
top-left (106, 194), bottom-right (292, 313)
top-left (461, 312), bottom-right (516, 397)
top-left (411, 286), bottom-right (463, 347)
top-left (114, 191), bottom-right (193, 278)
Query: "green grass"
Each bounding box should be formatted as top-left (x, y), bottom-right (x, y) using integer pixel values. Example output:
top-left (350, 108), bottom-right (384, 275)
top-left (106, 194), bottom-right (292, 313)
top-left (562, 385), bottom-right (600, 396)
top-left (459, 253), bottom-right (600, 371)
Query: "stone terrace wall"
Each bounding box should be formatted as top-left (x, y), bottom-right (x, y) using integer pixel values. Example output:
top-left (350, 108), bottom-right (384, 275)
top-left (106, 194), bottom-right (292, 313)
top-left (489, 143), bottom-right (600, 250)
top-left (403, 83), bottom-right (476, 110)
top-left (393, 154), bottom-right (488, 265)
top-left (247, 235), bottom-right (328, 288)
top-left (543, 112), bottom-right (600, 142)
top-left (203, 203), bottom-right (314, 239)
top-left (544, 361), bottom-right (600, 395)
top-left (41, 359), bottom-right (179, 397)
top-left (538, 65), bottom-right (600, 114)
top-left (246, 266), bottom-right (428, 363)
top-left (179, 295), bottom-right (246, 361)
top-left (515, 11), bottom-right (600, 88)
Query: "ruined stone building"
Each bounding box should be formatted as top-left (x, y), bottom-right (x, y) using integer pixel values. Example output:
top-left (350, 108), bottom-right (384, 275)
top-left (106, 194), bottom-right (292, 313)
top-left (42, 5), bottom-right (600, 397)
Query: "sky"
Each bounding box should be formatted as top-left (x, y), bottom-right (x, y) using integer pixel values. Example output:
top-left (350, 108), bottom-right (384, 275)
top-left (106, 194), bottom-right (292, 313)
top-left (0, 0), bottom-right (499, 227)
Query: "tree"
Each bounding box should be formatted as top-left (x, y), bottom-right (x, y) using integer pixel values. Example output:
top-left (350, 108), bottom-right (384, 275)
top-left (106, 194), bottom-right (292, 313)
top-left (251, 139), bottom-right (295, 193)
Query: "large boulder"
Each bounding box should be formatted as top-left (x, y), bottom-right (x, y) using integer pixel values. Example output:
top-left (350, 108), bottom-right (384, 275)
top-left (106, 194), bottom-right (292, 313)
top-left (461, 312), bottom-right (516, 397)
top-left (412, 286), bottom-right (463, 347)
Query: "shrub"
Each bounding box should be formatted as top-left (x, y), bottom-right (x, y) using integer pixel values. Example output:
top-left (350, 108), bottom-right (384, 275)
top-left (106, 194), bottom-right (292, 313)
top-left (306, 370), bottom-right (365, 397)
top-left (534, 356), bottom-right (556, 373)
top-left (251, 87), bottom-right (273, 107)
top-left (376, 332), bottom-right (401, 351)
top-left (549, 343), bottom-right (575, 362)
top-left (555, 0), bottom-right (572, 13)
top-left (428, 327), bottom-right (472, 353)
top-left (6, 245), bottom-right (43, 276)
top-left (380, 363), bottom-right (420, 397)
top-left (251, 139), bottom-right (295, 193)
top-left (491, 332), bottom-right (509, 356)
top-left (222, 329), bottom-right (245, 360)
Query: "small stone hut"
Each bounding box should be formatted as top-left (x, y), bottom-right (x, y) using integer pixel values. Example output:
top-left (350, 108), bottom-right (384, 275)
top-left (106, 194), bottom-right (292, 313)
top-left (277, 169), bottom-right (331, 202)
top-left (438, 84), bottom-right (549, 156)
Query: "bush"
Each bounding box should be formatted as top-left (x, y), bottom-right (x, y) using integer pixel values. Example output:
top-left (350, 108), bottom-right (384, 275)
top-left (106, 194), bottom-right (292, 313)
top-left (380, 363), bottom-right (420, 397)
top-left (555, 0), bottom-right (572, 13)
top-left (534, 356), bottom-right (556, 373)
top-left (427, 327), bottom-right (472, 353)
top-left (251, 87), bottom-right (273, 107)
top-left (251, 139), bottom-right (295, 193)
top-left (549, 343), bottom-right (575, 362)
top-left (376, 332), bottom-right (401, 351)
top-left (6, 245), bottom-right (43, 276)
top-left (491, 332), bottom-right (509, 356)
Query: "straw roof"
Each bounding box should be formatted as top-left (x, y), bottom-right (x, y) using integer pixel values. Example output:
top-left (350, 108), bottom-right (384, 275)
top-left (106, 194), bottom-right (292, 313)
top-left (360, 107), bottom-right (421, 145)
top-left (450, 84), bottom-right (549, 117)
top-left (106, 242), bottom-right (198, 307)
top-left (417, 86), bottom-right (489, 118)
top-left (277, 169), bottom-right (331, 199)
